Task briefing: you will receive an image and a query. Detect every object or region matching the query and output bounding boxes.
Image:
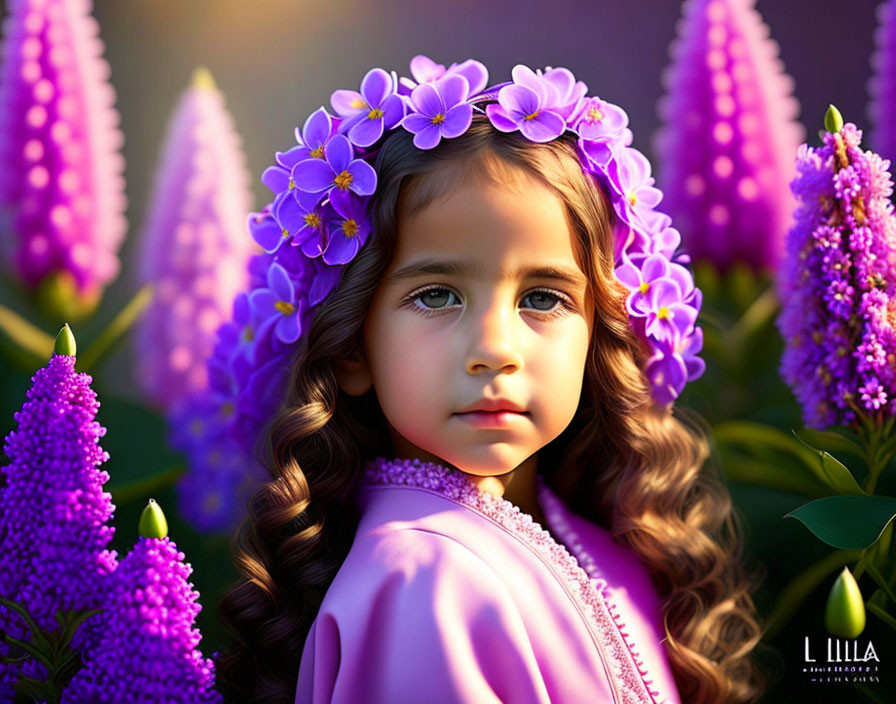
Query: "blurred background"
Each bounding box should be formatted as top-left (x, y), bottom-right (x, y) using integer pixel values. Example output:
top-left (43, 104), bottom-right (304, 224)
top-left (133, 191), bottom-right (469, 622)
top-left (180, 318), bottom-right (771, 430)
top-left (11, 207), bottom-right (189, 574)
top-left (1, 1), bottom-right (894, 702)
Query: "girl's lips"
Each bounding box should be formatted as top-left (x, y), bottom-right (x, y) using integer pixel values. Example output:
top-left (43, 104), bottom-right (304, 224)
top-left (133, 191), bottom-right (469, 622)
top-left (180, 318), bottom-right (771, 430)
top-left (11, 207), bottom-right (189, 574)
top-left (453, 410), bottom-right (529, 428)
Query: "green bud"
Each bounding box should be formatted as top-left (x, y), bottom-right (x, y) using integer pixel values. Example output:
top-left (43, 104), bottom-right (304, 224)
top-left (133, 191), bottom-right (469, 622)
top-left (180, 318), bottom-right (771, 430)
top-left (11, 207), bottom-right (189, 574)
top-left (824, 566), bottom-right (865, 638)
top-left (54, 324), bottom-right (76, 357)
top-left (138, 498), bottom-right (168, 539)
top-left (824, 104), bottom-right (844, 134)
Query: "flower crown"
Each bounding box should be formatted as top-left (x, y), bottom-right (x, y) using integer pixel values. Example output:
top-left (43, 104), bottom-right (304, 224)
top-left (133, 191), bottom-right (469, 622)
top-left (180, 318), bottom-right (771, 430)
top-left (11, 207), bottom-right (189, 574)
top-left (243, 55), bottom-right (704, 411)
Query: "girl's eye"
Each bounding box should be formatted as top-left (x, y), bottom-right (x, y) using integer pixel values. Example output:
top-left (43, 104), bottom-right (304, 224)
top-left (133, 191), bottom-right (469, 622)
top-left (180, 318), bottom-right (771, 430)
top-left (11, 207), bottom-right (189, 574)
top-left (403, 286), bottom-right (573, 319)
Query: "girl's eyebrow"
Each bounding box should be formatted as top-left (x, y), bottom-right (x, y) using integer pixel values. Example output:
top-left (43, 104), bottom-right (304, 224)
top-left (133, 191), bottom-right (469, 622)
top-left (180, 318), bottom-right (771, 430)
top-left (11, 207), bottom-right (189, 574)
top-left (387, 258), bottom-right (587, 288)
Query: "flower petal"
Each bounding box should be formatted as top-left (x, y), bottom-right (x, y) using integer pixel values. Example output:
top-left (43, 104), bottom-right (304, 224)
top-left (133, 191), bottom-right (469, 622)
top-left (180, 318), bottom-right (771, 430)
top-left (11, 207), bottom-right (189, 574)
top-left (485, 103), bottom-right (520, 133)
top-left (267, 262), bottom-right (294, 301)
top-left (360, 68), bottom-right (393, 108)
top-left (413, 123), bottom-right (443, 150)
top-left (381, 93), bottom-right (407, 128)
top-left (303, 107), bottom-right (333, 148)
top-left (437, 73), bottom-right (469, 108)
top-left (518, 109), bottom-right (566, 143)
top-left (401, 112), bottom-right (435, 134)
top-left (411, 82), bottom-right (444, 117)
top-left (440, 104), bottom-right (473, 138)
top-left (261, 165), bottom-right (289, 194)
top-left (410, 55), bottom-right (445, 84)
top-left (347, 159), bottom-right (377, 195)
top-left (248, 213), bottom-right (283, 253)
top-left (275, 312), bottom-right (302, 344)
top-left (330, 89), bottom-right (365, 117)
top-left (348, 116), bottom-right (385, 148)
top-left (292, 159), bottom-right (334, 193)
top-left (450, 59), bottom-right (488, 95)
top-left (325, 134), bottom-right (352, 172)
top-left (500, 83), bottom-right (541, 117)
top-left (322, 229), bottom-right (361, 265)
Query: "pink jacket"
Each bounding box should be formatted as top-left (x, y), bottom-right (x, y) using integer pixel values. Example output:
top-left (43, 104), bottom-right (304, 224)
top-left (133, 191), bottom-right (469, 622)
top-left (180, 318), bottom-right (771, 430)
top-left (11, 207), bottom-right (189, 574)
top-left (296, 456), bottom-right (681, 703)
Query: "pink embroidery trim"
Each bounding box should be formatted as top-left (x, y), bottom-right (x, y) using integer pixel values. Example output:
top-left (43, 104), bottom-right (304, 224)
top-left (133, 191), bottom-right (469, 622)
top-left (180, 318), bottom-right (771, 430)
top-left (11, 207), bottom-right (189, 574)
top-left (538, 479), bottom-right (667, 704)
top-left (363, 456), bottom-right (662, 704)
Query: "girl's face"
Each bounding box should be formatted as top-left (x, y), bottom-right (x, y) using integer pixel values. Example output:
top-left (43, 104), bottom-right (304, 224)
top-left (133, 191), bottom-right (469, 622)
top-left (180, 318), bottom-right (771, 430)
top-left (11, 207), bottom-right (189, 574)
top-left (350, 166), bottom-right (594, 477)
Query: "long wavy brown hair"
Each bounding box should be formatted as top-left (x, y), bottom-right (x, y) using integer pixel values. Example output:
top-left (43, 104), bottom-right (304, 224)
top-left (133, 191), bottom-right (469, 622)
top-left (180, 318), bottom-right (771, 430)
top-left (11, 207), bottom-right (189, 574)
top-left (217, 114), bottom-right (768, 703)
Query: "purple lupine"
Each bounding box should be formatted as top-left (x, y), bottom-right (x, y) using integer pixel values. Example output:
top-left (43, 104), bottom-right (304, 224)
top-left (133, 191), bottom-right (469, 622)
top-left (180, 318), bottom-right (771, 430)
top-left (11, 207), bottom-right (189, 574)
top-left (0, 326), bottom-right (117, 698)
top-left (400, 74), bottom-right (473, 149)
top-left (0, 0), bottom-right (127, 318)
top-left (133, 67), bottom-right (254, 412)
top-left (654, 0), bottom-right (804, 272)
top-left (869, 0), bottom-right (896, 167)
top-left (777, 115), bottom-right (896, 429)
top-left (63, 502), bottom-right (221, 703)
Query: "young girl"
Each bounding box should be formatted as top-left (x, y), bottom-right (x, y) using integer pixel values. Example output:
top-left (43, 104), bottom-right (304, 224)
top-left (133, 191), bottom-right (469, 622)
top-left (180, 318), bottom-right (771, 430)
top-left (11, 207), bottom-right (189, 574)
top-left (218, 58), bottom-right (767, 703)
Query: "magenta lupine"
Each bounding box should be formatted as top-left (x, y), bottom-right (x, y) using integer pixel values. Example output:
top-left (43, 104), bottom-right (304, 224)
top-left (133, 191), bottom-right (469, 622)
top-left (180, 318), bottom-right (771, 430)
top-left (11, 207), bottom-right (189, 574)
top-left (869, 0), bottom-right (896, 166)
top-left (0, 0), bottom-right (127, 318)
top-left (63, 501), bottom-right (222, 703)
top-left (134, 68), bottom-right (254, 411)
top-left (777, 113), bottom-right (896, 429)
top-left (0, 326), bottom-right (117, 698)
top-left (654, 0), bottom-right (803, 272)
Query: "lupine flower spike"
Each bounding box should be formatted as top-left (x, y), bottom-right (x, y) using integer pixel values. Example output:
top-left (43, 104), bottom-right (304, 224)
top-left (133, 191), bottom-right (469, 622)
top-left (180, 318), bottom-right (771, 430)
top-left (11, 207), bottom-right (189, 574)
top-left (0, 0), bottom-right (127, 320)
top-left (777, 106), bottom-right (896, 429)
top-left (64, 500), bottom-right (222, 703)
top-left (0, 324), bottom-right (117, 698)
top-left (655, 0), bottom-right (803, 272)
top-left (134, 67), bottom-right (254, 412)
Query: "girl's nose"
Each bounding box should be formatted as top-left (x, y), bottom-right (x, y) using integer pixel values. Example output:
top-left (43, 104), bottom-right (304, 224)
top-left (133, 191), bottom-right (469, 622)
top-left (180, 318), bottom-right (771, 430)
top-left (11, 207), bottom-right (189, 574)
top-left (463, 295), bottom-right (525, 375)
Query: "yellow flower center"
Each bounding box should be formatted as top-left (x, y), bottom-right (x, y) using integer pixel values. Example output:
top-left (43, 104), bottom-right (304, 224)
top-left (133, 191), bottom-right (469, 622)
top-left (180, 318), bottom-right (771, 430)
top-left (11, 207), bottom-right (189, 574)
top-left (281, 228), bottom-right (289, 239)
top-left (588, 106), bottom-right (604, 122)
top-left (304, 212), bottom-right (321, 229)
top-left (310, 145), bottom-right (325, 159)
top-left (657, 306), bottom-right (669, 319)
top-left (368, 107), bottom-right (384, 120)
top-left (350, 98), bottom-right (367, 109)
top-left (524, 110), bottom-right (540, 121)
top-left (222, 401), bottom-right (235, 417)
top-left (343, 219), bottom-right (359, 237)
top-left (241, 324), bottom-right (253, 342)
top-left (275, 300), bottom-right (295, 315)
top-left (288, 176), bottom-right (296, 190)
top-left (627, 192), bottom-right (637, 207)
top-left (334, 170), bottom-right (353, 190)
top-left (639, 281), bottom-right (650, 294)
top-left (432, 113), bottom-right (445, 125)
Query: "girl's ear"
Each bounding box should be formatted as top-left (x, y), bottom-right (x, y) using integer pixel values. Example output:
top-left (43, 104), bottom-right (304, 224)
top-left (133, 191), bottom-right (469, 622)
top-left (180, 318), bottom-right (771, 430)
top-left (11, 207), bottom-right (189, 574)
top-left (336, 351), bottom-right (373, 396)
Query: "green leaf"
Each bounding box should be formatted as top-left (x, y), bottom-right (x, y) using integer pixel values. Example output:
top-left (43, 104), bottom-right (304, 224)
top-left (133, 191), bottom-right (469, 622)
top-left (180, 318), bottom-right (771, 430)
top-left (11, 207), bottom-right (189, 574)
top-left (0, 596), bottom-right (53, 657)
top-left (3, 636), bottom-right (53, 670)
top-left (0, 301), bottom-right (54, 361)
top-left (78, 283), bottom-right (153, 371)
top-left (55, 607), bottom-right (103, 651)
top-left (785, 495), bottom-right (896, 550)
top-left (13, 675), bottom-right (59, 704)
top-left (791, 431), bottom-right (865, 495)
top-left (866, 601), bottom-right (896, 633)
top-left (713, 420), bottom-right (840, 495)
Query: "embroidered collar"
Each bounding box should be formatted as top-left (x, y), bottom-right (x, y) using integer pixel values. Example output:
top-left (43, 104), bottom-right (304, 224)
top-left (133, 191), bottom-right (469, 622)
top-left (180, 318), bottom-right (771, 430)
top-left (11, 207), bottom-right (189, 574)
top-left (362, 456), bottom-right (667, 704)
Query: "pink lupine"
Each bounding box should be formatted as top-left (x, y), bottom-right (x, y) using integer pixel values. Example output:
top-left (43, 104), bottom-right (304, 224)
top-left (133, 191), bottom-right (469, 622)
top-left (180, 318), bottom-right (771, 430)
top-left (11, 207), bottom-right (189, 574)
top-left (0, 0), bottom-right (127, 318)
top-left (133, 68), bottom-right (255, 411)
top-left (654, 0), bottom-right (804, 273)
top-left (869, 0), bottom-right (896, 166)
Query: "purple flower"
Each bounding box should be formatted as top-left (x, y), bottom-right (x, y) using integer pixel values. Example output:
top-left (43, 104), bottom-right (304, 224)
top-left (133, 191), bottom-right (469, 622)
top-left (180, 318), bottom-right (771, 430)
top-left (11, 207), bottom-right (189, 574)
top-left (485, 65), bottom-right (570, 143)
top-left (248, 261), bottom-right (305, 344)
top-left (646, 329), bottom-right (706, 406)
top-left (0, 0), bottom-right (127, 318)
top-left (641, 277), bottom-right (699, 344)
top-left (292, 133), bottom-right (377, 197)
top-left (400, 55), bottom-right (489, 97)
top-left (616, 253), bottom-right (695, 318)
top-left (331, 68), bottom-right (406, 147)
top-left (654, 0), bottom-right (803, 272)
top-left (570, 96), bottom-right (628, 141)
top-left (604, 146), bottom-right (664, 230)
top-left (777, 121), bottom-right (896, 428)
top-left (323, 189), bottom-right (372, 265)
top-left (276, 107), bottom-right (338, 168)
top-left (134, 68), bottom-right (253, 412)
top-left (63, 535), bottom-right (221, 703)
top-left (0, 351), bottom-right (117, 697)
top-left (400, 74), bottom-right (473, 149)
